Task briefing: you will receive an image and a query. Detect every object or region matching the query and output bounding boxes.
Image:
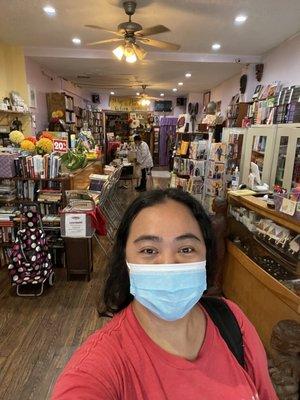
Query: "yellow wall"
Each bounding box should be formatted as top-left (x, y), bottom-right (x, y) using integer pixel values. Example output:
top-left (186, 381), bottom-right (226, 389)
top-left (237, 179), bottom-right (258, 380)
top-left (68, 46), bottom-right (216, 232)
top-left (0, 42), bottom-right (30, 134)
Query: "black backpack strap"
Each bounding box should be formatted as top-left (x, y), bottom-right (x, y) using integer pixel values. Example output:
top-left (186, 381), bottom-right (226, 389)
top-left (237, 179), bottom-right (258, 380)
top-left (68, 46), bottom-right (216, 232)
top-left (200, 296), bottom-right (245, 369)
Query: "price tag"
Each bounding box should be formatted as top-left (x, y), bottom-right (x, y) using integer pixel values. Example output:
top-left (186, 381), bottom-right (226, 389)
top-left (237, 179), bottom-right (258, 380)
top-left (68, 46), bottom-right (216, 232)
top-left (280, 197), bottom-right (296, 216)
top-left (53, 138), bottom-right (68, 153)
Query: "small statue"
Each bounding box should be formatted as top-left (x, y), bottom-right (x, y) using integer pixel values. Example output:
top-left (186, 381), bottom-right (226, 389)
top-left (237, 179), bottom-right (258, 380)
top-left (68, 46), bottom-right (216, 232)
top-left (206, 101), bottom-right (217, 115)
top-left (11, 117), bottom-right (22, 132)
top-left (207, 197), bottom-right (228, 295)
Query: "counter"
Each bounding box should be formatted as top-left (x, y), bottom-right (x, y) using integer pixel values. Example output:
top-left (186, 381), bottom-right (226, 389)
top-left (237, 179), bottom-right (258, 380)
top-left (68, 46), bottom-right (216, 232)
top-left (223, 194), bottom-right (300, 352)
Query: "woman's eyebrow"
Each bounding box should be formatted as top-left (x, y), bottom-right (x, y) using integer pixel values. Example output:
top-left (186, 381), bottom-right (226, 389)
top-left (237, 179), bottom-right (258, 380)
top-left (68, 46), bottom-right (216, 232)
top-left (133, 235), bottom-right (161, 243)
top-left (175, 234), bottom-right (202, 242)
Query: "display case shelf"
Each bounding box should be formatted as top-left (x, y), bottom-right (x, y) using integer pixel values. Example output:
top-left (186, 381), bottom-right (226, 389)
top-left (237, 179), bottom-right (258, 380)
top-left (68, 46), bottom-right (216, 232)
top-left (229, 194), bottom-right (300, 233)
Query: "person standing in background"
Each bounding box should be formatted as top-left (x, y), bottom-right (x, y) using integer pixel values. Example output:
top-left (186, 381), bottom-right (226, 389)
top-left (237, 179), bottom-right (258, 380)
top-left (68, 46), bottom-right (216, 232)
top-left (134, 134), bottom-right (153, 191)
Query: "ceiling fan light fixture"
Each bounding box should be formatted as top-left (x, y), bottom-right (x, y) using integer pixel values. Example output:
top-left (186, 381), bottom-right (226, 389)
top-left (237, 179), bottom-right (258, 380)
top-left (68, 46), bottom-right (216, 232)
top-left (126, 52), bottom-right (137, 63)
top-left (113, 44), bottom-right (125, 60)
top-left (140, 98), bottom-right (150, 106)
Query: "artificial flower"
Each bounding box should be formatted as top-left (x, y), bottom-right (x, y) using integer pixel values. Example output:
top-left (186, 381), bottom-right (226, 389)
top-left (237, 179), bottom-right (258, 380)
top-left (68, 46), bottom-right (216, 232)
top-left (9, 130), bottom-right (25, 145)
top-left (26, 136), bottom-right (37, 144)
top-left (51, 110), bottom-right (64, 119)
top-left (36, 138), bottom-right (53, 154)
top-left (20, 139), bottom-right (36, 153)
top-left (40, 132), bottom-right (54, 141)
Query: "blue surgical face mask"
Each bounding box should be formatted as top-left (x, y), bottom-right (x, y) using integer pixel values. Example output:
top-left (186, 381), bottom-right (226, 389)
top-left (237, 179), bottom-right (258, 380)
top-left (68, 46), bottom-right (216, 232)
top-left (127, 261), bottom-right (207, 321)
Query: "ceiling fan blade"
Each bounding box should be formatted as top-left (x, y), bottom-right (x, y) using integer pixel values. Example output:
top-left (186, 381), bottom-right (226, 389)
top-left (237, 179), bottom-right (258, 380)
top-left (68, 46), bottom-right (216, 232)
top-left (138, 37), bottom-right (180, 51)
top-left (87, 38), bottom-right (124, 46)
top-left (85, 25), bottom-right (123, 37)
top-left (135, 25), bottom-right (170, 37)
top-left (132, 43), bottom-right (147, 60)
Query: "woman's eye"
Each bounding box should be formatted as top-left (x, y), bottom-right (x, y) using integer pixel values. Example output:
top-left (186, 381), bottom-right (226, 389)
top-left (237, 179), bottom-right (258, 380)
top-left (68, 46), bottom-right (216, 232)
top-left (140, 248), bottom-right (157, 255)
top-left (179, 247), bottom-right (194, 254)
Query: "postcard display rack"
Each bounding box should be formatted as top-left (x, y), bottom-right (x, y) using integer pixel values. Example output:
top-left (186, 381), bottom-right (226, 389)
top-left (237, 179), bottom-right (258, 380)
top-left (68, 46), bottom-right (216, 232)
top-left (202, 142), bottom-right (227, 213)
top-left (171, 132), bottom-right (210, 201)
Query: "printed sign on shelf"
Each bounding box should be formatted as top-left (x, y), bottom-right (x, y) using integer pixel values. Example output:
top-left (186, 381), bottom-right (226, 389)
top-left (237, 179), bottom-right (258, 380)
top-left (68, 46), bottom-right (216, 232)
top-left (53, 138), bottom-right (68, 153)
top-left (65, 214), bottom-right (86, 237)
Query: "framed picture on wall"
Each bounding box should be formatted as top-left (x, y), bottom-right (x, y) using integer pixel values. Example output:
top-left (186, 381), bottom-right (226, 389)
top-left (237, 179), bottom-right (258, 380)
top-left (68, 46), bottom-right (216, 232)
top-left (28, 85), bottom-right (37, 108)
top-left (203, 91), bottom-right (211, 109)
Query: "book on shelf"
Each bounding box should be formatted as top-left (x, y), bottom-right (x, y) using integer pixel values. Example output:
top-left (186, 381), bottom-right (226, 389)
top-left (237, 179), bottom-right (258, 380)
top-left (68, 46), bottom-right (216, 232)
top-left (0, 181), bottom-right (16, 203)
top-left (37, 189), bottom-right (62, 203)
top-left (16, 180), bottom-right (35, 201)
top-left (13, 154), bottom-right (61, 179)
top-left (42, 214), bottom-right (61, 226)
top-left (0, 225), bottom-right (15, 243)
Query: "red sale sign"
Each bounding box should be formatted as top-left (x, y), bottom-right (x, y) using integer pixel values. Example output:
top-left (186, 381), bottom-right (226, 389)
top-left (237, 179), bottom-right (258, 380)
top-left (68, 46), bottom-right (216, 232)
top-left (53, 138), bottom-right (68, 153)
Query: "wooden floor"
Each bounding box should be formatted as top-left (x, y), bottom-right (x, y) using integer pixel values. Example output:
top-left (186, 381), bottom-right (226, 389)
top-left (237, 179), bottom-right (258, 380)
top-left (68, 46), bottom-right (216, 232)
top-left (0, 174), bottom-right (168, 400)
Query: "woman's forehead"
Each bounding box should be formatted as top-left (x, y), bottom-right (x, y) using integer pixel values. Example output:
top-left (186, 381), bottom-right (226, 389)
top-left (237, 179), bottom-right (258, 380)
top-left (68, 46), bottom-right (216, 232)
top-left (129, 200), bottom-right (202, 236)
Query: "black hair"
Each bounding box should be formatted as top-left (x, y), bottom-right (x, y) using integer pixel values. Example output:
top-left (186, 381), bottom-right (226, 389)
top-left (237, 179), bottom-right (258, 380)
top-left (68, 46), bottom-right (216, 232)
top-left (99, 188), bottom-right (216, 317)
top-left (134, 134), bottom-right (141, 141)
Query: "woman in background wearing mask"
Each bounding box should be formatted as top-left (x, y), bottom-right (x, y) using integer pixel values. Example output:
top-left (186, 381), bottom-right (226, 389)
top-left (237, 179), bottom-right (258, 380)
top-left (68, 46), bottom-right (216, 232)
top-left (52, 189), bottom-right (277, 400)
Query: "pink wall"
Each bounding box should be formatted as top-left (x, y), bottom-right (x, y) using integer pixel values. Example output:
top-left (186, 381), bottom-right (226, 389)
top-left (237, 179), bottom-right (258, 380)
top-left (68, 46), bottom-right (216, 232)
top-left (25, 57), bottom-right (181, 130)
top-left (209, 33), bottom-right (300, 117)
top-left (25, 57), bottom-right (93, 132)
top-left (262, 34), bottom-right (300, 86)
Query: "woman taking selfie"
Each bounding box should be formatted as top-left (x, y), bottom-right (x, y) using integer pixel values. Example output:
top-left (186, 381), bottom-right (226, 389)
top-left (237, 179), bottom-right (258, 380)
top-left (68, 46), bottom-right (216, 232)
top-left (52, 189), bottom-right (277, 400)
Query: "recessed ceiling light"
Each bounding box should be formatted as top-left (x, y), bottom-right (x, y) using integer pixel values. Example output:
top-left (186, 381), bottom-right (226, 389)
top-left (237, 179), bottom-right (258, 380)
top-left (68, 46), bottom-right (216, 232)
top-left (110, 91), bottom-right (115, 95)
top-left (172, 88), bottom-right (178, 92)
top-left (212, 43), bottom-right (221, 50)
top-left (178, 82), bottom-right (183, 86)
top-left (235, 15), bottom-right (247, 23)
top-left (185, 73), bottom-right (191, 78)
top-left (160, 93), bottom-right (165, 97)
top-left (43, 5), bottom-right (56, 15)
top-left (136, 92), bottom-right (140, 95)
top-left (72, 37), bottom-right (81, 45)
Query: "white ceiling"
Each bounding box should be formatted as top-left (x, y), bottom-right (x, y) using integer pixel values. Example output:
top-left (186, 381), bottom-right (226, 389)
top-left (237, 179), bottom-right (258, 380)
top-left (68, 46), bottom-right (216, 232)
top-left (1, 0), bottom-right (300, 95)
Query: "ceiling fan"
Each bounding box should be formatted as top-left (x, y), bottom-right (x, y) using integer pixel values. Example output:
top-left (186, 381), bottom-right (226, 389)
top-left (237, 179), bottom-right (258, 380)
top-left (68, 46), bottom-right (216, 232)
top-left (85, 0), bottom-right (180, 63)
top-left (135, 85), bottom-right (161, 106)
top-left (136, 85), bottom-right (160, 100)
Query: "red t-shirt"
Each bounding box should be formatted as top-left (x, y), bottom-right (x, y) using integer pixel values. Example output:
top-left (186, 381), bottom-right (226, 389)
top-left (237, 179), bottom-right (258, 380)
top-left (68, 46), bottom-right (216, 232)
top-left (52, 300), bottom-right (278, 400)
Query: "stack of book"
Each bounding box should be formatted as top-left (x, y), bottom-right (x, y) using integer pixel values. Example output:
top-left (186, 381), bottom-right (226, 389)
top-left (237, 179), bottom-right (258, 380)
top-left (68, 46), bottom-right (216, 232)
top-left (0, 206), bottom-right (17, 243)
top-left (42, 214), bottom-right (61, 227)
top-left (0, 181), bottom-right (16, 203)
top-left (89, 174), bottom-right (109, 192)
top-left (37, 189), bottom-right (62, 215)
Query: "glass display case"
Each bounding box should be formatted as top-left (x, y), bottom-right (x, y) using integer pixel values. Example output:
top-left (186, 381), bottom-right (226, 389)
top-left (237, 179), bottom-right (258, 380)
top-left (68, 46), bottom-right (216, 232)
top-left (222, 127), bottom-right (247, 179)
top-left (270, 124), bottom-right (300, 191)
top-left (241, 125), bottom-right (277, 186)
top-left (224, 193), bottom-right (300, 353)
